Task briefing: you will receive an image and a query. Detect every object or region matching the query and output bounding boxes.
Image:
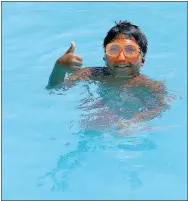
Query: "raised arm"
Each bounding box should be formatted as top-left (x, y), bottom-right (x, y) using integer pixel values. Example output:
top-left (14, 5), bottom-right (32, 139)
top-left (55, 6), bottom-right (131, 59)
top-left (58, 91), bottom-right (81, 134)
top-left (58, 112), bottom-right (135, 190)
top-left (46, 42), bottom-right (83, 89)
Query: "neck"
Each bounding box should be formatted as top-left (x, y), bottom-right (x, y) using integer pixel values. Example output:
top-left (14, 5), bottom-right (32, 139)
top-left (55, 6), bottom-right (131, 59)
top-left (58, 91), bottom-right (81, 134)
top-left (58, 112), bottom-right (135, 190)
top-left (106, 67), bottom-right (140, 79)
top-left (116, 72), bottom-right (139, 78)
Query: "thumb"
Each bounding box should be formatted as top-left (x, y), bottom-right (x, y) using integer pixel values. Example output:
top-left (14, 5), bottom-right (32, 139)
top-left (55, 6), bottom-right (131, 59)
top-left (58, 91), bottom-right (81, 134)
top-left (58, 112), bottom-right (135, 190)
top-left (65, 41), bottom-right (75, 54)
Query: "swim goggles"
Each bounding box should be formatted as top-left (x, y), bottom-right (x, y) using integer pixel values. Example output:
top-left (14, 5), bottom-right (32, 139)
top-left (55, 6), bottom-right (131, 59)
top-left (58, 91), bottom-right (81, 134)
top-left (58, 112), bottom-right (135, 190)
top-left (105, 39), bottom-right (142, 64)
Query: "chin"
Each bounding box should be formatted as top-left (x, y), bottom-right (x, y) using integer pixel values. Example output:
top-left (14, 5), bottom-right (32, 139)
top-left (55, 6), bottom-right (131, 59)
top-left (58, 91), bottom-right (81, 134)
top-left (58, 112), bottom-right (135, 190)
top-left (113, 67), bottom-right (134, 77)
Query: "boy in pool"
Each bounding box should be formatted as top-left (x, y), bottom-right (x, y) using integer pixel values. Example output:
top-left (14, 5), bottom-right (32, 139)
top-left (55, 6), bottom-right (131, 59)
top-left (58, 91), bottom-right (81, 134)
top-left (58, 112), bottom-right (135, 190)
top-left (47, 20), bottom-right (169, 129)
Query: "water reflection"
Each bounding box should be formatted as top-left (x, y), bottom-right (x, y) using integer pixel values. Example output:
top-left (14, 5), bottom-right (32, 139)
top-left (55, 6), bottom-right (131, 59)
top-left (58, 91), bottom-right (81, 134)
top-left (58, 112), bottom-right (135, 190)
top-left (38, 130), bottom-right (156, 191)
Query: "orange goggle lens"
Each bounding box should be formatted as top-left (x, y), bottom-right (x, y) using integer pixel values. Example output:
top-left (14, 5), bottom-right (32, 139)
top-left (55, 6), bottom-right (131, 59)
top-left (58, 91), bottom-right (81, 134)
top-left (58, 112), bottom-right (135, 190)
top-left (105, 41), bottom-right (141, 64)
top-left (107, 44), bottom-right (138, 56)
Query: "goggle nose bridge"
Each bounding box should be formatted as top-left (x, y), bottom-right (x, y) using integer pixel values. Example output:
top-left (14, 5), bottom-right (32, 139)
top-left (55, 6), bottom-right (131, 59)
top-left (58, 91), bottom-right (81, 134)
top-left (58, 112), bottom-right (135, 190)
top-left (117, 49), bottom-right (129, 61)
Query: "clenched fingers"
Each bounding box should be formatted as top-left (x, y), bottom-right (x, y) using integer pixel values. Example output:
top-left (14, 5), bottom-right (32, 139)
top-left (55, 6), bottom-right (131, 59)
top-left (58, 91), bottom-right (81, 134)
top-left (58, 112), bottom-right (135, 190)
top-left (75, 55), bottom-right (83, 62)
top-left (72, 58), bottom-right (83, 67)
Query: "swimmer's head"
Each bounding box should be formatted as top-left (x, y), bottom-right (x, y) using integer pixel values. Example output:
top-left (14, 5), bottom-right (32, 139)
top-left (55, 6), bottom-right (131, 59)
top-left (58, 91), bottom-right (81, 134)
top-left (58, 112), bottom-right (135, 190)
top-left (103, 21), bottom-right (148, 77)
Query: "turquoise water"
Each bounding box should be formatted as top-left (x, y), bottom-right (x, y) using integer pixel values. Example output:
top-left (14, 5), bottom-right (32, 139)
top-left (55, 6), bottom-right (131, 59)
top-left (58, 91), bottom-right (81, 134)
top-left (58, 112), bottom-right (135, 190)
top-left (2, 2), bottom-right (187, 200)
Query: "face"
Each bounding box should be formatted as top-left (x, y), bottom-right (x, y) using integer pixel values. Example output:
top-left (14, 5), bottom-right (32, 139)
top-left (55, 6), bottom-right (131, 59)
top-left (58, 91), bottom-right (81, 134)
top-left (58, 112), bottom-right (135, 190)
top-left (104, 34), bottom-right (145, 77)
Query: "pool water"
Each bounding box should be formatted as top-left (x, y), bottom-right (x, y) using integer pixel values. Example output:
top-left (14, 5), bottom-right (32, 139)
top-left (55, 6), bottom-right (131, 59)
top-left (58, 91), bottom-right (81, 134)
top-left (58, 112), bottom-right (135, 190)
top-left (2, 2), bottom-right (187, 200)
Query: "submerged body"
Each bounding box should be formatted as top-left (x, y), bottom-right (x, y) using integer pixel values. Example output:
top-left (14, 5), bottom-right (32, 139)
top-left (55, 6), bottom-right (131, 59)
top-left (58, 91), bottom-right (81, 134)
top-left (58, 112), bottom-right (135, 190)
top-left (65, 67), bottom-right (168, 131)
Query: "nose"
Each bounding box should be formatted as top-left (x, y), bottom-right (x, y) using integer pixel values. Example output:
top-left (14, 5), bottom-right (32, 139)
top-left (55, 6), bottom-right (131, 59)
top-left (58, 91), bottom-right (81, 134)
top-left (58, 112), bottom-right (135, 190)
top-left (117, 51), bottom-right (128, 63)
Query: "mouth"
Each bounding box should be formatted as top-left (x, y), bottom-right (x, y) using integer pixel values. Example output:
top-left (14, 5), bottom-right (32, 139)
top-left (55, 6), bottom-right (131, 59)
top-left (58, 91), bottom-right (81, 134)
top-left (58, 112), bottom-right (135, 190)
top-left (113, 64), bottom-right (131, 68)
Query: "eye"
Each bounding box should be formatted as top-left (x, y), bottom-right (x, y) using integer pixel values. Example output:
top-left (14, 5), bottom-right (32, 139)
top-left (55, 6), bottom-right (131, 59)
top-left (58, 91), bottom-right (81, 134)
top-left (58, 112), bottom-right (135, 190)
top-left (108, 44), bottom-right (120, 55)
top-left (124, 45), bottom-right (137, 55)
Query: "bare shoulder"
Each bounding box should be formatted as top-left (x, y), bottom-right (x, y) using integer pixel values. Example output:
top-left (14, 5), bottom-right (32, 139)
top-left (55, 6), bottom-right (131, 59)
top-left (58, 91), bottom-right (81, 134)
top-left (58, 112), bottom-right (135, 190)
top-left (68, 67), bottom-right (93, 81)
top-left (74, 67), bottom-right (93, 77)
top-left (139, 74), bottom-right (165, 92)
top-left (125, 74), bottom-right (165, 92)
top-left (68, 67), bottom-right (108, 81)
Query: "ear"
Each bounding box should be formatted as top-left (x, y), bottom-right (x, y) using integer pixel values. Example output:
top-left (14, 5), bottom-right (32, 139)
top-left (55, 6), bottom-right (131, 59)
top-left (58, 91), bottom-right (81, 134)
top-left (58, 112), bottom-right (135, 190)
top-left (141, 57), bottom-right (145, 66)
top-left (103, 54), bottom-right (107, 61)
top-left (103, 55), bottom-right (108, 66)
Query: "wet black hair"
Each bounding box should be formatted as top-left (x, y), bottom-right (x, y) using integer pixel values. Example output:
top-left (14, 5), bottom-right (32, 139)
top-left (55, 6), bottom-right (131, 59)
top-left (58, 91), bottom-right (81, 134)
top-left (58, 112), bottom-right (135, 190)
top-left (103, 20), bottom-right (148, 56)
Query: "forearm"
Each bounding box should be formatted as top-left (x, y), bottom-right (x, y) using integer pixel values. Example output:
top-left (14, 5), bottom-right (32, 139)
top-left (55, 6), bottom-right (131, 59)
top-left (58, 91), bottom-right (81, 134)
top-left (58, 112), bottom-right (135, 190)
top-left (133, 107), bottom-right (163, 123)
top-left (119, 75), bottom-right (168, 128)
top-left (118, 106), bottom-right (164, 128)
top-left (47, 64), bottom-right (90, 91)
top-left (47, 61), bottom-right (71, 89)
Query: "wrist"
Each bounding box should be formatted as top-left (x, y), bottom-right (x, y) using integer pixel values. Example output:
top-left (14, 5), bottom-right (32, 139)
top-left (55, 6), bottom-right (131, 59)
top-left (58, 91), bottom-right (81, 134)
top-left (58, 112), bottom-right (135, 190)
top-left (56, 58), bottom-right (66, 67)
